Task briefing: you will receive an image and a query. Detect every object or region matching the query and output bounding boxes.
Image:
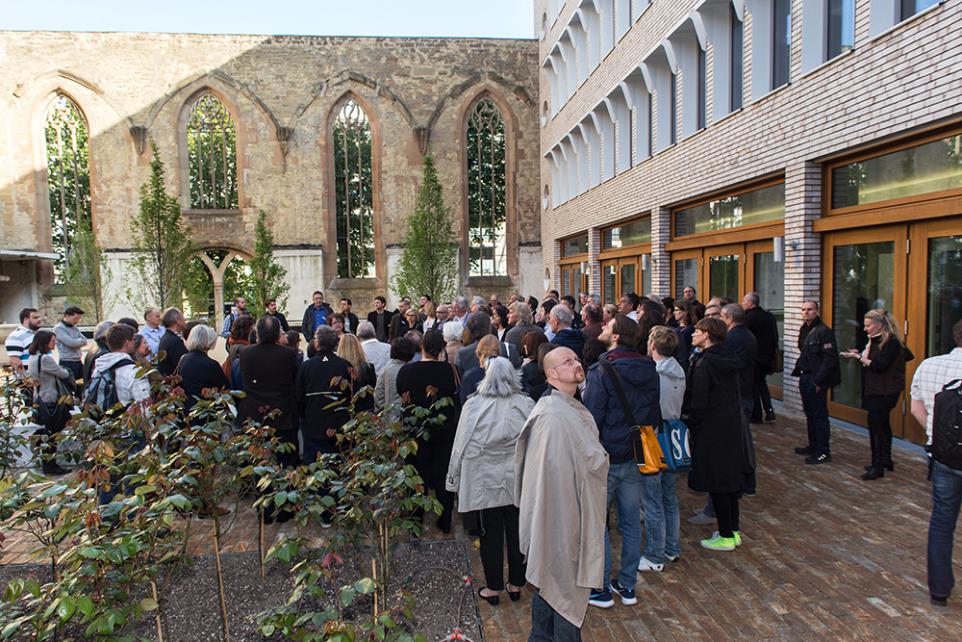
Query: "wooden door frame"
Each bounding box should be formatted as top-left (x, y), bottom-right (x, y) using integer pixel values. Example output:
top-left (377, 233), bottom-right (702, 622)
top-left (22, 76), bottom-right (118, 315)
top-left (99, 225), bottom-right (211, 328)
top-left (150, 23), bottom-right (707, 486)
top-left (671, 249), bottom-right (703, 299)
top-left (704, 243), bottom-right (746, 302)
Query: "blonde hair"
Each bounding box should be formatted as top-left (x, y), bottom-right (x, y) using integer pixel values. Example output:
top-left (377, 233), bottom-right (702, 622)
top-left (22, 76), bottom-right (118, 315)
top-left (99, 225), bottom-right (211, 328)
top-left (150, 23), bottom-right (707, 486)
top-left (864, 309), bottom-right (901, 347)
top-left (337, 333), bottom-right (368, 370)
top-left (424, 301), bottom-right (436, 317)
top-left (475, 334), bottom-right (502, 367)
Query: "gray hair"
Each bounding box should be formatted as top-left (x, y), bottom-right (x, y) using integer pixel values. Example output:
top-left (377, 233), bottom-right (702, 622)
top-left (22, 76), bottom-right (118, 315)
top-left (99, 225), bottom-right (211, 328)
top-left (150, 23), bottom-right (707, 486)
top-left (550, 304), bottom-right (574, 327)
top-left (442, 320), bottom-right (464, 343)
top-left (511, 300), bottom-right (533, 326)
top-left (471, 295), bottom-right (485, 306)
top-left (186, 324), bottom-right (218, 351)
top-left (476, 356), bottom-right (522, 398)
top-left (356, 320), bottom-right (376, 340)
top-left (143, 306), bottom-right (160, 321)
top-left (93, 320), bottom-right (115, 340)
top-left (454, 296), bottom-right (469, 308)
top-left (722, 303), bottom-right (746, 324)
top-left (745, 292), bottom-right (760, 307)
top-left (314, 325), bottom-right (339, 352)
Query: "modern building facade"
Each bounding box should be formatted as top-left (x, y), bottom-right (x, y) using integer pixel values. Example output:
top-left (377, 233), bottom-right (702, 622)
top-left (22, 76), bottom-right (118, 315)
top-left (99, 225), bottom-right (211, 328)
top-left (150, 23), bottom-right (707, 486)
top-left (537, 0), bottom-right (962, 444)
top-left (0, 32), bottom-right (541, 328)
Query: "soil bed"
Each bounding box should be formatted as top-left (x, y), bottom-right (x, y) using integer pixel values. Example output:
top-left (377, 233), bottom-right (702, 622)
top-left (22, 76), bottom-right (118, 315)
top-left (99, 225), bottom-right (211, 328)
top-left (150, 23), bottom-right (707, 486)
top-left (0, 539), bottom-right (482, 642)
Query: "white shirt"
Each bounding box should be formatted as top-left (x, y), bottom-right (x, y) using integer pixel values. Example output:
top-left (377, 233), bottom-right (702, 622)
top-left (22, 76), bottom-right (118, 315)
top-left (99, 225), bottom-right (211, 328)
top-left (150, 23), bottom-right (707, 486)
top-left (4, 324), bottom-right (35, 374)
top-left (361, 338), bottom-right (391, 377)
top-left (910, 347), bottom-right (962, 444)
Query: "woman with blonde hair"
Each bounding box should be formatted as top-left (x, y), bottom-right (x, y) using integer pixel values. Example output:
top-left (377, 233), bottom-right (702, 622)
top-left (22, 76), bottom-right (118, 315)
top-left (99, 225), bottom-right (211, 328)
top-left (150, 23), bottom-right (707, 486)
top-left (842, 309), bottom-right (913, 480)
top-left (422, 301), bottom-right (440, 332)
top-left (460, 335), bottom-right (502, 404)
top-left (337, 333), bottom-right (377, 411)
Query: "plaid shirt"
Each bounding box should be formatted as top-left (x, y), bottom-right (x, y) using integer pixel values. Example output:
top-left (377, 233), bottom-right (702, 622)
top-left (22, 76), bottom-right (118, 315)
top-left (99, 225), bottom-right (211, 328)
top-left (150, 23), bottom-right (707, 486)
top-left (910, 347), bottom-right (962, 444)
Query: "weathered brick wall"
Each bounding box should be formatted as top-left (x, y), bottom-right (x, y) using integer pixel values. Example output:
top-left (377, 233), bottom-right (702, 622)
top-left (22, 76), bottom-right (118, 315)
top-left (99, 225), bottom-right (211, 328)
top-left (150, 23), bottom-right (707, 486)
top-left (0, 32), bottom-right (541, 319)
top-left (537, 0), bottom-right (962, 411)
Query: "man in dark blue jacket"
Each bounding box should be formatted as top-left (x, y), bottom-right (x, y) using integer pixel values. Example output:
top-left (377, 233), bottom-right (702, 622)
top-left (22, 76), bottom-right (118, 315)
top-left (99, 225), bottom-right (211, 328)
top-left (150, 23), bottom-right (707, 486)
top-left (582, 314), bottom-right (660, 609)
top-left (548, 304), bottom-right (586, 359)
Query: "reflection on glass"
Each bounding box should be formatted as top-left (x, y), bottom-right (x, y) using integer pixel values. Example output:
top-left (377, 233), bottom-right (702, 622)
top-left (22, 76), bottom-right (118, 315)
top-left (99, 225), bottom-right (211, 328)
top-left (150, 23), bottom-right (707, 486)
top-left (603, 264), bottom-right (617, 304)
top-left (642, 267), bottom-right (652, 299)
top-left (674, 258), bottom-right (699, 298)
top-left (709, 254), bottom-right (739, 302)
top-left (603, 217), bottom-right (652, 249)
top-left (562, 234), bottom-right (589, 257)
top-left (831, 133), bottom-right (962, 208)
top-left (620, 263), bottom-right (637, 297)
top-left (827, 0), bottom-right (855, 59)
top-left (561, 266), bottom-right (582, 298)
top-left (832, 242), bottom-right (895, 408)
top-left (901, 0), bottom-right (941, 20)
top-left (927, 235), bottom-right (962, 357)
top-left (675, 183), bottom-right (785, 236)
top-left (754, 252), bottom-right (785, 388)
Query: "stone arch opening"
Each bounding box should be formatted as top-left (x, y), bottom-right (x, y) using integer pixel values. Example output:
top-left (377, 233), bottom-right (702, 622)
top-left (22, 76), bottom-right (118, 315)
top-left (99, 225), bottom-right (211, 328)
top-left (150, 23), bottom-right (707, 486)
top-left (184, 248), bottom-right (253, 329)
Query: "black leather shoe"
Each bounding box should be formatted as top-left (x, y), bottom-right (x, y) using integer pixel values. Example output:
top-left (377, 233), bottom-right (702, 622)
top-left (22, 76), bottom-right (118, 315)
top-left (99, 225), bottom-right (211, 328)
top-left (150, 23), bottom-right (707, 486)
top-left (805, 453), bottom-right (832, 465)
top-left (861, 466), bottom-right (884, 480)
top-left (794, 446), bottom-right (813, 456)
top-left (478, 588), bottom-right (499, 606)
top-left (764, 411), bottom-right (776, 423)
top-left (42, 461), bottom-right (69, 476)
top-left (931, 595), bottom-right (947, 607)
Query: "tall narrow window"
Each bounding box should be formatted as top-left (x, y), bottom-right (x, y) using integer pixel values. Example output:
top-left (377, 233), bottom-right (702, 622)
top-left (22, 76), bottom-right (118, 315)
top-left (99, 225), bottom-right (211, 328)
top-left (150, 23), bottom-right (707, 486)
top-left (45, 94), bottom-right (91, 281)
top-left (730, 5), bottom-right (744, 111)
top-left (186, 94), bottom-right (238, 210)
top-left (332, 97), bottom-right (375, 279)
top-left (466, 97), bottom-right (508, 277)
top-left (772, 0), bottom-right (792, 89)
top-left (669, 73), bottom-right (678, 145)
top-left (827, 0), bottom-right (855, 59)
top-left (697, 47), bottom-right (707, 130)
top-left (900, 0), bottom-right (940, 20)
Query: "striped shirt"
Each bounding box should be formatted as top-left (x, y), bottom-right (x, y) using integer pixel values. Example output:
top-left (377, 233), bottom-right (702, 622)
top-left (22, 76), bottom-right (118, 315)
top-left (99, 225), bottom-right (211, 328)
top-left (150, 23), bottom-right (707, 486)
top-left (4, 325), bottom-right (35, 374)
top-left (910, 347), bottom-right (962, 444)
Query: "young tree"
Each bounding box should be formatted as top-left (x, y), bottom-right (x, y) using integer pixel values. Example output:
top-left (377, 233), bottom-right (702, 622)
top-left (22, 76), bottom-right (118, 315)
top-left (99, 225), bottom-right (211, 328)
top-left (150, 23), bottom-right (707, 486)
top-left (129, 142), bottom-right (196, 310)
top-left (62, 222), bottom-right (113, 322)
top-left (247, 210), bottom-right (289, 312)
top-left (392, 155), bottom-right (459, 304)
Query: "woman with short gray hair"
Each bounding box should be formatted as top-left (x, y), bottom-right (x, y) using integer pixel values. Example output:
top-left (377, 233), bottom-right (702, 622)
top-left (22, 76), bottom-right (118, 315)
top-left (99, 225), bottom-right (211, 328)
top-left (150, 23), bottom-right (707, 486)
top-left (447, 356), bottom-right (535, 605)
top-left (178, 324), bottom-right (229, 412)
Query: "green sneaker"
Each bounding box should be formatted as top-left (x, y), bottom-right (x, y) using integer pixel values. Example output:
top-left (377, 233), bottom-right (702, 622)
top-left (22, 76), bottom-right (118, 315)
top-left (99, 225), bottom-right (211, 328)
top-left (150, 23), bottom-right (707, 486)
top-left (711, 531), bottom-right (742, 546)
top-left (700, 534), bottom-right (737, 551)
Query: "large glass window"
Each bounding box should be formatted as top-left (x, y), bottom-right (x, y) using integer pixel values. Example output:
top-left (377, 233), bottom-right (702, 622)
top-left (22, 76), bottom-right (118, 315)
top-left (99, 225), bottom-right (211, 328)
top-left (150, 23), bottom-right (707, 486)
top-left (332, 97), bottom-right (375, 279)
top-left (562, 233), bottom-right (589, 257)
top-left (674, 257), bottom-right (699, 298)
top-left (831, 133), bottom-right (962, 209)
top-left (674, 183), bottom-right (785, 237)
top-left (602, 217), bottom-right (651, 249)
top-left (45, 94), bottom-right (91, 282)
top-left (731, 4), bottom-right (744, 111)
top-left (466, 96), bottom-right (508, 277)
top-left (900, 0), bottom-right (941, 20)
top-left (772, 0), bottom-right (792, 89)
top-left (186, 94), bottom-right (238, 210)
top-left (827, 0), bottom-right (855, 60)
top-left (754, 251), bottom-right (785, 388)
top-left (927, 235), bottom-right (962, 357)
top-left (709, 255), bottom-right (740, 303)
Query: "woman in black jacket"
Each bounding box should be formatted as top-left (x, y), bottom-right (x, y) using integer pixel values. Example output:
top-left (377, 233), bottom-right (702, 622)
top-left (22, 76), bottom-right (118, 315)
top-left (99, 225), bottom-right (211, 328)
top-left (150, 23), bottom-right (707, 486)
top-left (396, 329), bottom-right (461, 533)
top-left (177, 325), bottom-right (229, 413)
top-left (683, 317), bottom-right (750, 552)
top-left (519, 331), bottom-right (549, 401)
top-left (842, 309), bottom-right (912, 480)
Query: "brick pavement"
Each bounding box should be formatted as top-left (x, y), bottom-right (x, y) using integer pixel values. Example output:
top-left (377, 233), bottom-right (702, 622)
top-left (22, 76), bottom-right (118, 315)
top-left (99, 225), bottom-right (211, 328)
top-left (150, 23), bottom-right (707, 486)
top-left (2, 411), bottom-right (960, 641)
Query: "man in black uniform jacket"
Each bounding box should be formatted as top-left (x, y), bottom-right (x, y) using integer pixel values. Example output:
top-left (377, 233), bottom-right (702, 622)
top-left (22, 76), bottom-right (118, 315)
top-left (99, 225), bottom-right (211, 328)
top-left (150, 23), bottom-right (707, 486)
top-left (742, 292), bottom-right (779, 423)
top-left (790, 301), bottom-right (841, 465)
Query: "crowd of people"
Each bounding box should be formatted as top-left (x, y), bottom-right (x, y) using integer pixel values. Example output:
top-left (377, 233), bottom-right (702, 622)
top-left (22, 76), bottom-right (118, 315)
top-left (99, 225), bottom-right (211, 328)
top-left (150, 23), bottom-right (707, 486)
top-left (4, 283), bottom-right (962, 638)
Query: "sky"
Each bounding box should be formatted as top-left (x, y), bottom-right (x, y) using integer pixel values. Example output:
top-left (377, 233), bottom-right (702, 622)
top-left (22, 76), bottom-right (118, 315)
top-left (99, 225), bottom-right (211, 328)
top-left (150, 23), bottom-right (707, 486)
top-left (4, 0), bottom-right (536, 39)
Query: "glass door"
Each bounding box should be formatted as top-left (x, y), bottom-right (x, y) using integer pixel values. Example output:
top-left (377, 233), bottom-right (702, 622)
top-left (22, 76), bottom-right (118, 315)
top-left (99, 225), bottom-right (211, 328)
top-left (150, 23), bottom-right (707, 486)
top-left (672, 249), bottom-right (701, 299)
top-left (747, 241), bottom-right (785, 394)
top-left (560, 263), bottom-right (584, 299)
top-left (706, 244), bottom-right (743, 303)
top-left (822, 226), bottom-right (907, 429)
top-left (601, 260), bottom-right (618, 304)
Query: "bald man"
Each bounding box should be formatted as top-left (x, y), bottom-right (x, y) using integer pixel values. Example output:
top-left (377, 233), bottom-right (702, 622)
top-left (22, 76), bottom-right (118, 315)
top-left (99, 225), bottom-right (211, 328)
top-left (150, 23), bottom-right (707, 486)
top-left (516, 347), bottom-right (609, 640)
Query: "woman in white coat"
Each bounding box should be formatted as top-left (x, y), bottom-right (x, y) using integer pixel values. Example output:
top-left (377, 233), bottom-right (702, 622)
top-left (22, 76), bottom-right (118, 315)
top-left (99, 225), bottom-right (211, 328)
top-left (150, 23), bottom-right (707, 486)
top-left (447, 356), bottom-right (534, 606)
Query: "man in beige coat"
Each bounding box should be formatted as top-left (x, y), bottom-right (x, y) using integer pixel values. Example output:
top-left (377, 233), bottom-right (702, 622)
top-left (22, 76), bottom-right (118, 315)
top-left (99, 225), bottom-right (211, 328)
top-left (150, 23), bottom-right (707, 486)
top-left (515, 347), bottom-right (609, 640)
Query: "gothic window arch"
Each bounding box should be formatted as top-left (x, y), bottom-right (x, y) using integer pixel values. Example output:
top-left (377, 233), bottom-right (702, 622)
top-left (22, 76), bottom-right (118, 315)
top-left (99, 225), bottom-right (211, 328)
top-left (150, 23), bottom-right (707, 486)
top-left (465, 95), bottom-right (508, 277)
top-left (186, 92), bottom-right (238, 210)
top-left (44, 93), bottom-right (91, 281)
top-left (331, 96), bottom-right (375, 279)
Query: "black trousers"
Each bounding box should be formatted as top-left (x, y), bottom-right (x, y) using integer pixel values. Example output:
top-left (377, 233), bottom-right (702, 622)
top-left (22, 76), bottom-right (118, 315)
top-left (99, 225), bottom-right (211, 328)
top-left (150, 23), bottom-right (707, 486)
top-left (478, 505), bottom-right (526, 591)
top-left (864, 393), bottom-right (899, 467)
top-left (751, 366), bottom-right (773, 420)
top-left (800, 374), bottom-right (831, 456)
top-left (709, 492), bottom-right (740, 538)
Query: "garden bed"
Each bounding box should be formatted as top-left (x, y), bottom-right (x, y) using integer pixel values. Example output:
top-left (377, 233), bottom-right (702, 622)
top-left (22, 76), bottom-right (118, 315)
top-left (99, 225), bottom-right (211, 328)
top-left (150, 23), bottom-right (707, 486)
top-left (0, 539), bottom-right (482, 642)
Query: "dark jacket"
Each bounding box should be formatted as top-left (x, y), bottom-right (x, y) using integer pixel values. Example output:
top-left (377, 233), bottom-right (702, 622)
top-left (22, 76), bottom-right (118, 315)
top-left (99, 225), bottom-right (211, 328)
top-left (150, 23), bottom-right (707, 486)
top-left (342, 312), bottom-right (360, 334)
top-left (683, 345), bottom-right (749, 493)
top-left (238, 342), bottom-right (299, 434)
top-left (389, 314), bottom-right (411, 341)
top-left (301, 303), bottom-right (334, 343)
top-left (791, 317), bottom-right (841, 388)
top-left (504, 323), bottom-right (543, 350)
top-left (582, 321), bottom-right (603, 342)
top-left (158, 329), bottom-right (188, 377)
top-left (725, 324), bottom-right (758, 402)
top-left (178, 350), bottom-right (230, 412)
top-left (296, 350), bottom-right (353, 446)
top-left (550, 328), bottom-right (586, 359)
top-left (456, 340), bottom-right (517, 373)
top-left (744, 306), bottom-right (779, 372)
top-left (460, 366), bottom-right (485, 405)
top-left (353, 362), bottom-right (377, 412)
top-left (582, 348), bottom-right (661, 464)
top-left (396, 360), bottom-right (461, 481)
top-left (863, 336), bottom-right (912, 399)
top-left (367, 310), bottom-right (396, 343)
top-left (520, 360), bottom-right (547, 401)
top-left (267, 311), bottom-right (290, 333)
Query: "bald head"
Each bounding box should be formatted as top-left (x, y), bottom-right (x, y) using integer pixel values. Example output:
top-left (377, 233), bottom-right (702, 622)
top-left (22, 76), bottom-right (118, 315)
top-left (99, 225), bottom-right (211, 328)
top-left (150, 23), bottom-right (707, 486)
top-left (543, 347), bottom-right (584, 395)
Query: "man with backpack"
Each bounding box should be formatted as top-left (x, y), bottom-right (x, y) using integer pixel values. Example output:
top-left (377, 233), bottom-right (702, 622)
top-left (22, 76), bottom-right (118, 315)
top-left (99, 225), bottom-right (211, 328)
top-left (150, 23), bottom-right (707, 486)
top-left (87, 323), bottom-right (150, 412)
top-left (910, 319), bottom-right (962, 608)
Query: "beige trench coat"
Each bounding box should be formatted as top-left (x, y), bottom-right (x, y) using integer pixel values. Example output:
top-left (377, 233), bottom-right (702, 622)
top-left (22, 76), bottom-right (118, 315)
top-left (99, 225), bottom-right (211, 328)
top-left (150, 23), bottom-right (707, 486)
top-left (515, 388), bottom-right (609, 628)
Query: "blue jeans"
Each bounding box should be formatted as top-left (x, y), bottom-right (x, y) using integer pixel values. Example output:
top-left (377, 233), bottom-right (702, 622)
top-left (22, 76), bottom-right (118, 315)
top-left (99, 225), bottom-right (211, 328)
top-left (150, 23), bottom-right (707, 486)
top-left (929, 460), bottom-right (962, 599)
top-left (640, 471), bottom-right (680, 564)
top-left (529, 590), bottom-right (581, 642)
top-left (603, 461), bottom-right (642, 591)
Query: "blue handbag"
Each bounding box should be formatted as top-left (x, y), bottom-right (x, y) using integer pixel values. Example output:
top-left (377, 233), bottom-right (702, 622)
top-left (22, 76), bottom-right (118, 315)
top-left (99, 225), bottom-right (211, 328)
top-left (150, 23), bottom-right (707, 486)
top-left (658, 419), bottom-right (692, 472)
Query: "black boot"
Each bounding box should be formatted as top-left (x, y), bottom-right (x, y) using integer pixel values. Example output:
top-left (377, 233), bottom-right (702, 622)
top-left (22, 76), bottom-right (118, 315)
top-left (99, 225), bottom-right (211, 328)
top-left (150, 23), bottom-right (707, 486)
top-left (881, 432), bottom-right (894, 472)
top-left (861, 431), bottom-right (884, 480)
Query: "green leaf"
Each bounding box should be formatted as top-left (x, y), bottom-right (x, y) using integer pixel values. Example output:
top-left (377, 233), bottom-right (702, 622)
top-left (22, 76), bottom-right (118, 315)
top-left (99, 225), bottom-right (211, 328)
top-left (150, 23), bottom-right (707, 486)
top-left (57, 597), bottom-right (76, 622)
top-left (140, 597), bottom-right (158, 612)
top-left (354, 577), bottom-right (376, 594)
top-left (76, 595), bottom-right (95, 617)
top-left (40, 483), bottom-right (67, 498)
top-left (339, 586), bottom-right (356, 607)
top-left (78, 546), bottom-right (103, 559)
